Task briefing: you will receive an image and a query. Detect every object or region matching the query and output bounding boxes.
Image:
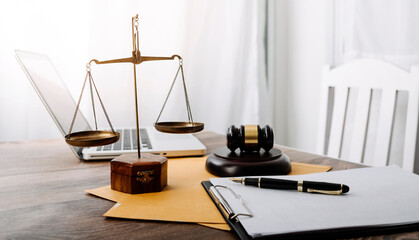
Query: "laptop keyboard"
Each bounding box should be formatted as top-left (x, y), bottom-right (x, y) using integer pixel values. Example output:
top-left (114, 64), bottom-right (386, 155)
top-left (96, 128), bottom-right (152, 151)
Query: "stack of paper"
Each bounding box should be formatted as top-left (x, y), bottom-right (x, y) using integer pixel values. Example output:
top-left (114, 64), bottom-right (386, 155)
top-left (210, 165), bottom-right (419, 237)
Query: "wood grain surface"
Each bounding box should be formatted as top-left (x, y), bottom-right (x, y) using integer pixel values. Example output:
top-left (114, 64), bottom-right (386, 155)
top-left (0, 131), bottom-right (418, 239)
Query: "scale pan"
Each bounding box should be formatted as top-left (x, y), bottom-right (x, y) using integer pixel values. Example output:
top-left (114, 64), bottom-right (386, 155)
top-left (154, 122), bottom-right (204, 133)
top-left (65, 130), bottom-right (120, 147)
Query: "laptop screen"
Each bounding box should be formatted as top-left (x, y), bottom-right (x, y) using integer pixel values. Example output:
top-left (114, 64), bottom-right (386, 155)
top-left (15, 50), bottom-right (91, 152)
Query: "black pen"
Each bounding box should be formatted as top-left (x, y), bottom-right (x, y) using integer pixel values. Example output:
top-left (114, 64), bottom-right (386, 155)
top-left (230, 177), bottom-right (349, 195)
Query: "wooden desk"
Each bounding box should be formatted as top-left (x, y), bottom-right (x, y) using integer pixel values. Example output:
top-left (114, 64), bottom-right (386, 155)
top-left (0, 131), bottom-right (418, 239)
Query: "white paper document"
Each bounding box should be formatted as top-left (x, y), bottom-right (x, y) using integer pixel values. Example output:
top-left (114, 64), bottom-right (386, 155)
top-left (210, 165), bottom-right (419, 238)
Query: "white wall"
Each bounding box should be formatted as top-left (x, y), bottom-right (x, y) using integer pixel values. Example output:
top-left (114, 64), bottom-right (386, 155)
top-left (271, 0), bottom-right (328, 154)
top-left (0, 0), bottom-right (187, 142)
top-left (0, 1), bottom-right (90, 142)
top-left (0, 0), bottom-right (329, 156)
top-left (0, 0), bottom-right (266, 142)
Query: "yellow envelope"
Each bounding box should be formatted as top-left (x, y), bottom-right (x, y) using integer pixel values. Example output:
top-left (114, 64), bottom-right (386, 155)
top-left (86, 156), bottom-right (331, 231)
top-left (289, 162), bottom-right (332, 175)
top-left (85, 185), bottom-right (230, 230)
top-left (86, 185), bottom-right (126, 202)
top-left (103, 157), bottom-right (224, 223)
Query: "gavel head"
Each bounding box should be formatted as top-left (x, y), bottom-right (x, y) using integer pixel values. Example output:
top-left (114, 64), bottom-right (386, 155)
top-left (227, 125), bottom-right (274, 152)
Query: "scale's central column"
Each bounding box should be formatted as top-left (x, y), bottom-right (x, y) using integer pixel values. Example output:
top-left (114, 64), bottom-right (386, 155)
top-left (132, 62), bottom-right (140, 158)
top-left (132, 15), bottom-right (141, 158)
top-left (109, 15), bottom-right (170, 194)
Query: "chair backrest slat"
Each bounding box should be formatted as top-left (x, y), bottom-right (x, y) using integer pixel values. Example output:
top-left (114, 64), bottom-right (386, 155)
top-left (348, 88), bottom-right (372, 163)
top-left (316, 66), bottom-right (332, 155)
top-left (402, 67), bottom-right (419, 172)
top-left (327, 86), bottom-right (349, 158)
top-left (373, 89), bottom-right (397, 167)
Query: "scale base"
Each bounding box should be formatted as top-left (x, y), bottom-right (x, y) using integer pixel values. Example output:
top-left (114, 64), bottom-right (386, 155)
top-left (206, 147), bottom-right (291, 177)
top-left (111, 153), bottom-right (168, 194)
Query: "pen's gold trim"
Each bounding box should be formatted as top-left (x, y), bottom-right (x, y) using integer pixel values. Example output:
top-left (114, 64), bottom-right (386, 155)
top-left (297, 180), bottom-right (303, 192)
top-left (229, 178), bottom-right (242, 184)
top-left (307, 188), bottom-right (343, 195)
top-left (307, 184), bottom-right (343, 195)
top-left (258, 178), bottom-right (261, 188)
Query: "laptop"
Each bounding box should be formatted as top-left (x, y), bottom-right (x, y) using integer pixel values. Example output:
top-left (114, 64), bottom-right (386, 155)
top-left (15, 50), bottom-right (206, 160)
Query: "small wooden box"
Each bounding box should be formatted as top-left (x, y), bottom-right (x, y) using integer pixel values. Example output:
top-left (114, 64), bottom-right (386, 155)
top-left (110, 153), bottom-right (167, 194)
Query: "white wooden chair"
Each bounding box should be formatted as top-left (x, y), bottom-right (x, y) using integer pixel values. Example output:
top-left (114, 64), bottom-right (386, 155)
top-left (317, 59), bottom-right (419, 172)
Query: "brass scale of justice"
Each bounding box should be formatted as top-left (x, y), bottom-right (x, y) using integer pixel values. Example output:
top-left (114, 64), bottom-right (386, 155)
top-left (65, 15), bottom-right (204, 158)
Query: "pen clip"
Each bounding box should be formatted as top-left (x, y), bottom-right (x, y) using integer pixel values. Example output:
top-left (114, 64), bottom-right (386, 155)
top-left (307, 187), bottom-right (343, 195)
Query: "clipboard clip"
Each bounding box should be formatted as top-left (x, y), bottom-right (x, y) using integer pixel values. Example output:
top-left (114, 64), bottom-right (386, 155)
top-left (209, 185), bottom-right (253, 222)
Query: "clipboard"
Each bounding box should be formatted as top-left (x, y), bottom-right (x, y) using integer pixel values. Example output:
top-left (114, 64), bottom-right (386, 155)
top-left (202, 166), bottom-right (419, 239)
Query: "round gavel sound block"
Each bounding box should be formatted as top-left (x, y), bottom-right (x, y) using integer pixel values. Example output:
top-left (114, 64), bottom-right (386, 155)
top-left (206, 125), bottom-right (291, 177)
top-left (206, 147), bottom-right (290, 177)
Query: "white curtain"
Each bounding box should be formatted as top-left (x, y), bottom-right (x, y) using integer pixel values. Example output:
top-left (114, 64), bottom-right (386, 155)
top-left (0, 0), bottom-right (269, 142)
top-left (179, 0), bottom-right (270, 133)
top-left (334, 0), bottom-right (419, 69)
top-left (266, 0), bottom-right (329, 151)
